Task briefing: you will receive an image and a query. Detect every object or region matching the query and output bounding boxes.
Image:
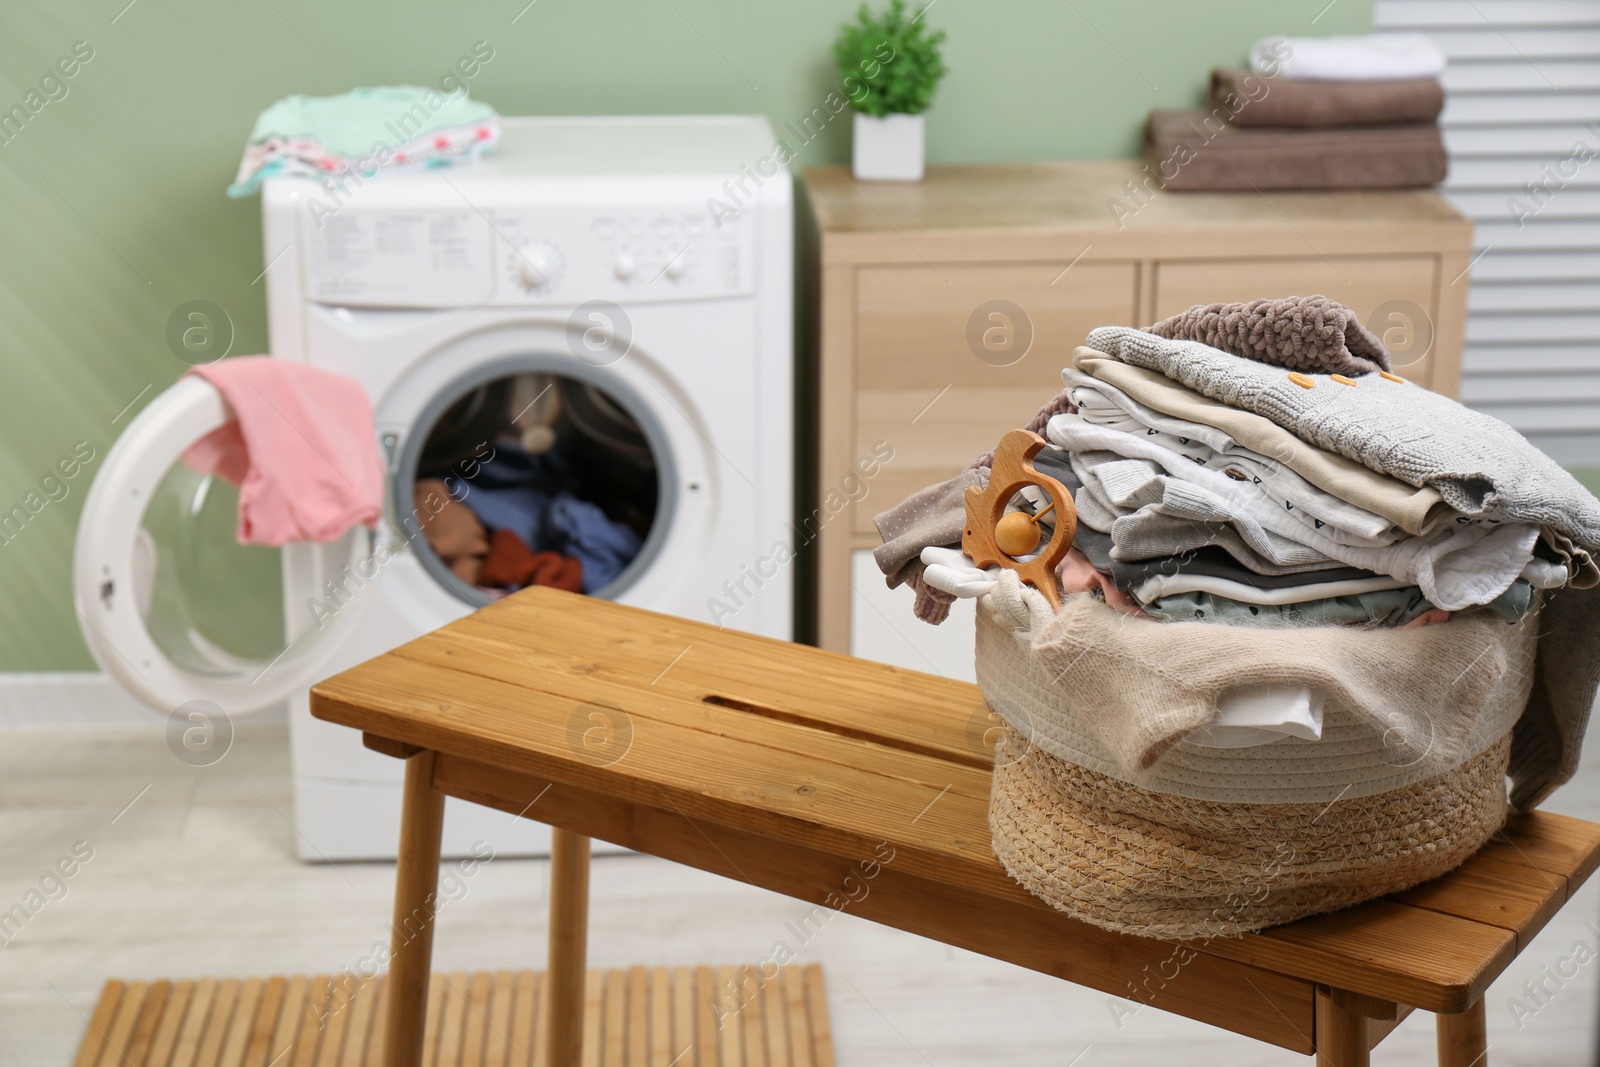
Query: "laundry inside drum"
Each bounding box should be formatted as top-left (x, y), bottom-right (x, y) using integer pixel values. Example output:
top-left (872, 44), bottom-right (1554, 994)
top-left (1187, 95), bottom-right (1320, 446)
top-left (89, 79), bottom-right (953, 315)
top-left (408, 371), bottom-right (659, 605)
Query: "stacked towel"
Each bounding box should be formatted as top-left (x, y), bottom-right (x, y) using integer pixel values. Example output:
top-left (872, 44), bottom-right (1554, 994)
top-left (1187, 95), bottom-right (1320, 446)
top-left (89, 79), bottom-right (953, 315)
top-left (871, 296), bottom-right (1600, 808)
top-left (228, 86), bottom-right (499, 198)
top-left (1147, 34), bottom-right (1448, 192)
top-left (1251, 32), bottom-right (1446, 81)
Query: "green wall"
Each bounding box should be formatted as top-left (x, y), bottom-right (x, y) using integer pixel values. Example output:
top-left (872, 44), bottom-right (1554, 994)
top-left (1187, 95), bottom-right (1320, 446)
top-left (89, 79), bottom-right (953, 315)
top-left (0, 0), bottom-right (1372, 671)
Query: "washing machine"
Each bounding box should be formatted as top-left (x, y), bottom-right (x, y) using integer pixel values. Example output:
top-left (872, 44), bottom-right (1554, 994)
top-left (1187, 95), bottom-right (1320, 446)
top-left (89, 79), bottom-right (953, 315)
top-left (73, 115), bottom-right (793, 860)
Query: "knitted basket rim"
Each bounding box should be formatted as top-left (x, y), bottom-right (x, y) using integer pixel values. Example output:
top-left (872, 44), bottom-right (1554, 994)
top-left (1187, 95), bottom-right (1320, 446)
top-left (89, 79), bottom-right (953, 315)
top-left (973, 601), bottom-right (1537, 804)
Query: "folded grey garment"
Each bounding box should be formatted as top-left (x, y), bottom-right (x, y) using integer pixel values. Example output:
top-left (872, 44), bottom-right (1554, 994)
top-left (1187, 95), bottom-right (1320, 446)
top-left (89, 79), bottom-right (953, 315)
top-left (1144, 579), bottom-right (1535, 627)
top-left (1065, 368), bottom-right (1400, 541)
top-left (1075, 477), bottom-right (1350, 576)
top-left (1075, 351), bottom-right (1447, 536)
top-left (1075, 447), bottom-right (1542, 611)
top-left (1144, 586), bottom-right (1437, 627)
top-left (1085, 325), bottom-right (1600, 553)
top-left (1028, 444), bottom-right (1079, 494)
top-left (1072, 449), bottom-right (1343, 570)
top-left (1077, 486), bottom-right (1342, 578)
top-left (1002, 445), bottom-right (1123, 571)
top-left (1132, 570), bottom-right (1410, 607)
top-left (1109, 545), bottom-right (1376, 592)
top-left (1072, 520), bottom-right (1115, 572)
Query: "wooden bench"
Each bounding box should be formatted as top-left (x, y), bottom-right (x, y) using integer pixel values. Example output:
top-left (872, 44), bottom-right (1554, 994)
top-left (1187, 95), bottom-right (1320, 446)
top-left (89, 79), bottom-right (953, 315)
top-left (310, 587), bottom-right (1600, 1067)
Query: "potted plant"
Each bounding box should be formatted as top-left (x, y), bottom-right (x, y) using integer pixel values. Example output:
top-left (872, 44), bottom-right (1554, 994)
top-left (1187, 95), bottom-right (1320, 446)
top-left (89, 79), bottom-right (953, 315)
top-left (833, 0), bottom-right (947, 181)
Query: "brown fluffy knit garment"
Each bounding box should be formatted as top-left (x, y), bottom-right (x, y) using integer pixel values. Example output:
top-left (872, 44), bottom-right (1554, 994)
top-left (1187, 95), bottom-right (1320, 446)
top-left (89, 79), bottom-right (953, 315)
top-left (1145, 295), bottom-right (1391, 376)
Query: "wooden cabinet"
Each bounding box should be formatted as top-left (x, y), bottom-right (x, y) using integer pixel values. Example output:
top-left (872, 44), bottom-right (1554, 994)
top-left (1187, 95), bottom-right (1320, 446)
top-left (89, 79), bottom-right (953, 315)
top-left (854, 262), bottom-right (1140, 529)
top-left (805, 162), bottom-right (1473, 656)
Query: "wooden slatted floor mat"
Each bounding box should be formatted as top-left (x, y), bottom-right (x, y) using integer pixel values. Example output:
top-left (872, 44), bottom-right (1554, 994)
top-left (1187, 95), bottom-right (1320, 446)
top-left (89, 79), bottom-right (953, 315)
top-left (71, 963), bottom-right (835, 1067)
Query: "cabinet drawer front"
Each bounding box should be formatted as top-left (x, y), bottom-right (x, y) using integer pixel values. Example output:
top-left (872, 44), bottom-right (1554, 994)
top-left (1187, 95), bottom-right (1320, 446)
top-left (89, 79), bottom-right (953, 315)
top-left (1153, 257), bottom-right (1442, 388)
top-left (852, 263), bottom-right (1139, 538)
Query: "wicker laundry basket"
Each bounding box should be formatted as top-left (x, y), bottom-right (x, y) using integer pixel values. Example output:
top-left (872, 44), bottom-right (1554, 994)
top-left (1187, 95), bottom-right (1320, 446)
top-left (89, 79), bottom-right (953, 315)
top-left (975, 590), bottom-right (1541, 939)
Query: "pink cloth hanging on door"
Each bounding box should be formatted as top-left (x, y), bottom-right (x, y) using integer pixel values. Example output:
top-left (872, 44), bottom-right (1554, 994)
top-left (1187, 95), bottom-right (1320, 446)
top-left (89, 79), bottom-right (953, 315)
top-left (181, 357), bottom-right (384, 545)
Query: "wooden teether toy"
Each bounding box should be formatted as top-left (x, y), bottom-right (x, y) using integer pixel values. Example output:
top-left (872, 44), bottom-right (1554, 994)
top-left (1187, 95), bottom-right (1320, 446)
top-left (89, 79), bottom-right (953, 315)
top-left (964, 429), bottom-right (1078, 609)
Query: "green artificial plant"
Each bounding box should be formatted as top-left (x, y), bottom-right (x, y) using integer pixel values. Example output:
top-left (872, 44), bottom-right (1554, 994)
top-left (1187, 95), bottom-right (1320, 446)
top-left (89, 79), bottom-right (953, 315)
top-left (832, 0), bottom-right (947, 117)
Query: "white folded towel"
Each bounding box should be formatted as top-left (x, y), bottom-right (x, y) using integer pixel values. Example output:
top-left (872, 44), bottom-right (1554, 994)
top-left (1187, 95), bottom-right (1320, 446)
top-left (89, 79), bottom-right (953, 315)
top-left (1252, 33), bottom-right (1447, 81)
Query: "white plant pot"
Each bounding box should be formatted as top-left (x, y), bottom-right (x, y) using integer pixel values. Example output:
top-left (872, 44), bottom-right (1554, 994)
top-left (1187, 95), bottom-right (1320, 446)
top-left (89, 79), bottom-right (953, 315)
top-left (852, 112), bottom-right (925, 181)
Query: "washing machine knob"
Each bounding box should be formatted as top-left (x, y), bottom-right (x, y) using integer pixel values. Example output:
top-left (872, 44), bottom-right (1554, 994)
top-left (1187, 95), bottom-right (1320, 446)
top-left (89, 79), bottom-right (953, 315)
top-left (517, 246), bottom-right (552, 288)
top-left (612, 252), bottom-right (637, 280)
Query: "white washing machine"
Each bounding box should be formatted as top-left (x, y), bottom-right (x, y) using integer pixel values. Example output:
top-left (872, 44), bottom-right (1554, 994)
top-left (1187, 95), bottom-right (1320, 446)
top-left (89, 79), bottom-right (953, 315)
top-left (73, 116), bottom-right (792, 860)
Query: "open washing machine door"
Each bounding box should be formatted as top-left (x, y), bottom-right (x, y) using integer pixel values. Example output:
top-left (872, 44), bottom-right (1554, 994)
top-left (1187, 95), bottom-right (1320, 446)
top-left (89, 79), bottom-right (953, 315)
top-left (73, 376), bottom-right (372, 720)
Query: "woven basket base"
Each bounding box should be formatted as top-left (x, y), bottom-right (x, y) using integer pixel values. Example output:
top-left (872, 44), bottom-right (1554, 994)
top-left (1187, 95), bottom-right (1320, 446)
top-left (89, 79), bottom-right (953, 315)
top-left (990, 724), bottom-right (1511, 939)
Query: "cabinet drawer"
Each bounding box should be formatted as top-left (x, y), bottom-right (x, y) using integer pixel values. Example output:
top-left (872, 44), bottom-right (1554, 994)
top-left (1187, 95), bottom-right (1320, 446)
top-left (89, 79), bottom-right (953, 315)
top-left (1153, 256), bottom-right (1442, 389)
top-left (852, 262), bottom-right (1139, 537)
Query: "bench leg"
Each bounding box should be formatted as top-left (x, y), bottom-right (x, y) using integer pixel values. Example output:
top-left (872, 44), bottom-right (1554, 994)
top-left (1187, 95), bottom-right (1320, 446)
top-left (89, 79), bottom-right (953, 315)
top-left (1437, 997), bottom-right (1488, 1067)
top-left (1316, 987), bottom-right (1371, 1067)
top-left (384, 751), bottom-right (446, 1067)
top-left (543, 828), bottom-right (591, 1066)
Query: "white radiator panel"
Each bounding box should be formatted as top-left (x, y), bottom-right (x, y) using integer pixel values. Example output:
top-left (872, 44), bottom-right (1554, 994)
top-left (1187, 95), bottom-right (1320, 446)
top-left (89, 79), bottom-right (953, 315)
top-left (1378, 0), bottom-right (1600, 466)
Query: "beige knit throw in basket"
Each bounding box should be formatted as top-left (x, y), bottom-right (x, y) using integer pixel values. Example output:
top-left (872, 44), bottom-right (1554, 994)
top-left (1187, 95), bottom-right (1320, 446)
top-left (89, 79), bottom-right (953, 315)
top-left (976, 573), bottom-right (1542, 938)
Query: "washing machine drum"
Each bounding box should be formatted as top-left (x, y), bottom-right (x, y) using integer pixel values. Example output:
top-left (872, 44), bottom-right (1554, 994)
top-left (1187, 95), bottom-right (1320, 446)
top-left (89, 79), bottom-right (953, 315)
top-left (559, 381), bottom-right (651, 468)
top-left (403, 368), bottom-right (667, 610)
top-left (418, 377), bottom-right (511, 475)
top-left (552, 379), bottom-right (657, 520)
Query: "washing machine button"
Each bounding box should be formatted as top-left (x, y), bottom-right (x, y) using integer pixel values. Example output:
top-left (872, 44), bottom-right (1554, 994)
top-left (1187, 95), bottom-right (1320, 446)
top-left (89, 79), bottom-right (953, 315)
top-left (612, 252), bottom-right (637, 280)
top-left (517, 245), bottom-right (553, 288)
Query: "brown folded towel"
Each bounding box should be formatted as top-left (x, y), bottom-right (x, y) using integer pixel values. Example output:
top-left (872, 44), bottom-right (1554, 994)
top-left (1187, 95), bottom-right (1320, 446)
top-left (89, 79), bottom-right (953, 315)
top-left (1211, 67), bottom-right (1445, 128)
top-left (1145, 109), bottom-right (1447, 192)
top-left (1145, 295), bottom-right (1390, 376)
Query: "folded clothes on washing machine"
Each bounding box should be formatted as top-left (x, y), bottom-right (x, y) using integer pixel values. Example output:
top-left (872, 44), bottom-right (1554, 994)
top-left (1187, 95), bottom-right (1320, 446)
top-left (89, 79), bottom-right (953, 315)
top-left (227, 86), bottom-right (500, 197)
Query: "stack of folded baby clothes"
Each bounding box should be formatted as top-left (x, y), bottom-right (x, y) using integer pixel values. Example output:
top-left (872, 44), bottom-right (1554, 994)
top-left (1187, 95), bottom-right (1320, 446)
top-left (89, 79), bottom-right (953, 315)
top-left (1147, 33), bottom-right (1448, 191)
top-left (874, 294), bottom-right (1600, 805)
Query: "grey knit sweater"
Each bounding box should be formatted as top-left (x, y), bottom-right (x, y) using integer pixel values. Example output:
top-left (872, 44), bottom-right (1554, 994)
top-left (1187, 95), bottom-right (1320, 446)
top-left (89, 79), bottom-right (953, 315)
top-left (1086, 326), bottom-right (1600, 552)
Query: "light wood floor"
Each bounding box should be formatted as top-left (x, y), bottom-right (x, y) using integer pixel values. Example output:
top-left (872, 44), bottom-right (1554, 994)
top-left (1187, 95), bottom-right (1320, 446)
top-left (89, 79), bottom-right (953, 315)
top-left (5, 718), bottom-right (1598, 1066)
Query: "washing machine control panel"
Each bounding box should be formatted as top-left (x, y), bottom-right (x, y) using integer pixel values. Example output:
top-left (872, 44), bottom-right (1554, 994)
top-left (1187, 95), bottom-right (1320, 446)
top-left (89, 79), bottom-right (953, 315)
top-left (300, 193), bottom-right (757, 308)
